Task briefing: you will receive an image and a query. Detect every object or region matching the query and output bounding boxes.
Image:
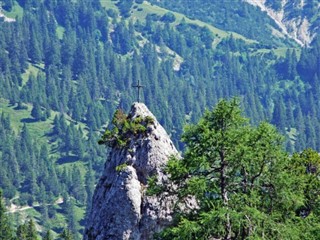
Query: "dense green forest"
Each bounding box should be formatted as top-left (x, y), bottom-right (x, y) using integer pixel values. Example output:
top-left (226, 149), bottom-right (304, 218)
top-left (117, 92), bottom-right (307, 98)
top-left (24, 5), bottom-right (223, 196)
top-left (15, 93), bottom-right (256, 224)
top-left (0, 0), bottom-right (319, 238)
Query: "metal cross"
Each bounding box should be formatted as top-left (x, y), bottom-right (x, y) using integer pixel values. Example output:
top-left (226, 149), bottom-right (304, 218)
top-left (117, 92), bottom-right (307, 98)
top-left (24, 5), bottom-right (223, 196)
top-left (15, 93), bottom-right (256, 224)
top-left (132, 79), bottom-right (144, 103)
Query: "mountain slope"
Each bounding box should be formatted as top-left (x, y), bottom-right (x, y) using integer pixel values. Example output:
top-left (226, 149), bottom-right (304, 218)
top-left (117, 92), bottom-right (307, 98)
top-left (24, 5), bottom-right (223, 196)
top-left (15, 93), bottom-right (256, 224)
top-left (102, 0), bottom-right (258, 44)
top-left (147, 0), bottom-right (300, 47)
top-left (0, 0), bottom-right (319, 237)
top-left (245, 0), bottom-right (320, 46)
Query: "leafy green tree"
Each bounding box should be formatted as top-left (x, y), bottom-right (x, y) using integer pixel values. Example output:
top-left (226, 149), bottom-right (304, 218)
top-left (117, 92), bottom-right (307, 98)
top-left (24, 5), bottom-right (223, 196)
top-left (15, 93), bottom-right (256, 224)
top-left (291, 149), bottom-right (320, 218)
top-left (159, 99), bottom-right (305, 239)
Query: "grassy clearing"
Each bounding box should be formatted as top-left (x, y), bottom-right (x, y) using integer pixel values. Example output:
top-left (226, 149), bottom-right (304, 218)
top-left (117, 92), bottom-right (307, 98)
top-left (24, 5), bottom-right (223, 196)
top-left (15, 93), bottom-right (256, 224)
top-left (74, 203), bottom-right (85, 225)
top-left (134, 1), bottom-right (256, 43)
top-left (252, 47), bottom-right (301, 58)
top-left (21, 63), bottom-right (43, 87)
top-left (1, 97), bottom-right (89, 236)
top-left (0, 98), bottom-right (54, 141)
top-left (56, 26), bottom-right (65, 40)
top-left (101, 0), bottom-right (256, 44)
top-left (0, 97), bottom-right (87, 140)
top-left (273, 47), bottom-right (301, 58)
top-left (101, 0), bottom-right (119, 11)
top-left (3, 2), bottom-right (23, 19)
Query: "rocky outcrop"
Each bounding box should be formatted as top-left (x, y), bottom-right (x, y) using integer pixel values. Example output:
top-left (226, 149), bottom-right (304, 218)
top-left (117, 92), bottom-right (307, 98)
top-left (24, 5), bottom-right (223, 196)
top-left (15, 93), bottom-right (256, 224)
top-left (245, 0), bottom-right (318, 46)
top-left (84, 103), bottom-right (179, 240)
top-left (0, 6), bottom-right (16, 22)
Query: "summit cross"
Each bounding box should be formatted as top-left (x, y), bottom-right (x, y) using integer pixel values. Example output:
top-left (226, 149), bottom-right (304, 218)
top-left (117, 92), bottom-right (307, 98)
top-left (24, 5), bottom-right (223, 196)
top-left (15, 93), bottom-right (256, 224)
top-left (132, 79), bottom-right (144, 103)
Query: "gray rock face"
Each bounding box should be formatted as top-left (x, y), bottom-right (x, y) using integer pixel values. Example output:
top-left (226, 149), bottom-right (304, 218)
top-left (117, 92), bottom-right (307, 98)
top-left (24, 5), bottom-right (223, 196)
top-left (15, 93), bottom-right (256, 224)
top-left (84, 103), bottom-right (179, 240)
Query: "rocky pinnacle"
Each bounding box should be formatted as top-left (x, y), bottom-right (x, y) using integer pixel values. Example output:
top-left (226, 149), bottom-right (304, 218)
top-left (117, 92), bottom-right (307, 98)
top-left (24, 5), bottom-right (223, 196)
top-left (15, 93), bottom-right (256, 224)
top-left (83, 103), bottom-right (179, 240)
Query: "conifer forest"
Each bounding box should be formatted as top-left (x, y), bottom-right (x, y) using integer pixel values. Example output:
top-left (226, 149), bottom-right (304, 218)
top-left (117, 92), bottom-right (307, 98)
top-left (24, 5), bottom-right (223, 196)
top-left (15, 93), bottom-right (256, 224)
top-left (0, 0), bottom-right (319, 239)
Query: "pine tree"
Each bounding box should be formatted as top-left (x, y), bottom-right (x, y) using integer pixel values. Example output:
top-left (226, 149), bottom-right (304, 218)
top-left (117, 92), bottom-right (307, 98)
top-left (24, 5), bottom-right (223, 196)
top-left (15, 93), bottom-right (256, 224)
top-left (26, 219), bottom-right (38, 240)
top-left (65, 199), bottom-right (77, 236)
top-left (31, 102), bottom-right (43, 121)
top-left (59, 228), bottom-right (73, 240)
top-left (16, 223), bottom-right (28, 240)
top-left (84, 161), bottom-right (95, 223)
top-left (0, 191), bottom-right (13, 240)
top-left (43, 230), bottom-right (53, 240)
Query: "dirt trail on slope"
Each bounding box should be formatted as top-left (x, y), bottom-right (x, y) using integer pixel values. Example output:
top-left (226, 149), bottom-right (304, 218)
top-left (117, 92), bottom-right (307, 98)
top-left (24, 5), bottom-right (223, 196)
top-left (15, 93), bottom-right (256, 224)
top-left (7, 197), bottom-right (63, 213)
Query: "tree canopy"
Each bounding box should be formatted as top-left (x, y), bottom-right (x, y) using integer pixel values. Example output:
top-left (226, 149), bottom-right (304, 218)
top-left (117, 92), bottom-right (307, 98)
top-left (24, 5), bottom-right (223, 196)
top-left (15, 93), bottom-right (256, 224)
top-left (156, 98), bottom-right (320, 239)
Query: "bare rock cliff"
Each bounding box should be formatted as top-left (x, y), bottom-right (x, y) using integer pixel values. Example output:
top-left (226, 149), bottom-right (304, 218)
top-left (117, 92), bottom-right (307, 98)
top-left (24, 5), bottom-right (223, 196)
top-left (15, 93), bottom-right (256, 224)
top-left (83, 103), bottom-right (179, 240)
top-left (245, 0), bottom-right (318, 46)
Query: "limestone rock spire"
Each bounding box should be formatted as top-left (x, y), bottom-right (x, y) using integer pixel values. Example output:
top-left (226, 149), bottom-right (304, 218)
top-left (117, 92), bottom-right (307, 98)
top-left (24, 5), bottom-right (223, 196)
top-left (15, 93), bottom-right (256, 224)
top-left (84, 103), bottom-right (179, 240)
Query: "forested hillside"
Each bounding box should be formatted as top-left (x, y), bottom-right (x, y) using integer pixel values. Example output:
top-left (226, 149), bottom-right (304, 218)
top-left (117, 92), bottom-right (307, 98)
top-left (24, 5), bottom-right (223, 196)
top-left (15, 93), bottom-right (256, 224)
top-left (0, 0), bottom-right (319, 238)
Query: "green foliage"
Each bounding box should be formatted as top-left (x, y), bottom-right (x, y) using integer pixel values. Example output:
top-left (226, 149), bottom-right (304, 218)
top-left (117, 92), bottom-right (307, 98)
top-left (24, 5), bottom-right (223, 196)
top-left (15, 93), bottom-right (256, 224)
top-left (0, 191), bottom-right (14, 240)
top-left (159, 99), bottom-right (316, 239)
top-left (116, 0), bottom-right (134, 18)
top-left (30, 102), bottom-right (43, 121)
top-left (16, 219), bottom-right (39, 240)
top-left (0, 0), bottom-right (319, 237)
top-left (165, 156), bottom-right (188, 181)
top-left (160, 12), bottom-right (176, 23)
top-left (291, 149), bottom-right (320, 218)
top-left (43, 230), bottom-right (53, 240)
top-left (146, 175), bottom-right (164, 196)
top-left (99, 109), bottom-right (154, 148)
top-left (59, 228), bottom-right (74, 240)
top-left (148, 0), bottom-right (292, 46)
top-left (115, 163), bottom-right (128, 172)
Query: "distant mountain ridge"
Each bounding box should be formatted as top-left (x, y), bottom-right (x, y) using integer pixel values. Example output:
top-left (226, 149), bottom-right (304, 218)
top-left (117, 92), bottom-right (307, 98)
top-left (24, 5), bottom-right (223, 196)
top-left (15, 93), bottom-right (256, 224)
top-left (245, 0), bottom-right (320, 46)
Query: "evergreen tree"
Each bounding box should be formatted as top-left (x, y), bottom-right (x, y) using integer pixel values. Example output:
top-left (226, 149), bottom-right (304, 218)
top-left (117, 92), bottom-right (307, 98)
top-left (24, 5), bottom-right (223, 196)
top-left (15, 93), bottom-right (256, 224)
top-left (31, 102), bottom-right (43, 121)
top-left (16, 219), bottom-right (39, 240)
top-left (0, 191), bottom-right (13, 240)
top-left (70, 166), bottom-right (87, 204)
top-left (26, 220), bottom-right (38, 240)
top-left (65, 198), bottom-right (77, 236)
top-left (59, 229), bottom-right (73, 240)
top-left (16, 223), bottom-right (28, 240)
top-left (158, 99), bottom-right (305, 239)
top-left (43, 230), bottom-right (53, 240)
top-left (84, 161), bottom-right (95, 223)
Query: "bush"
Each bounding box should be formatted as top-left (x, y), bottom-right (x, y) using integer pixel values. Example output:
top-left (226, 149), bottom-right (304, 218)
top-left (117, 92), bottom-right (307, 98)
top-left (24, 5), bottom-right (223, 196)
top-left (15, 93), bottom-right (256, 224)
top-left (98, 109), bottom-right (154, 148)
